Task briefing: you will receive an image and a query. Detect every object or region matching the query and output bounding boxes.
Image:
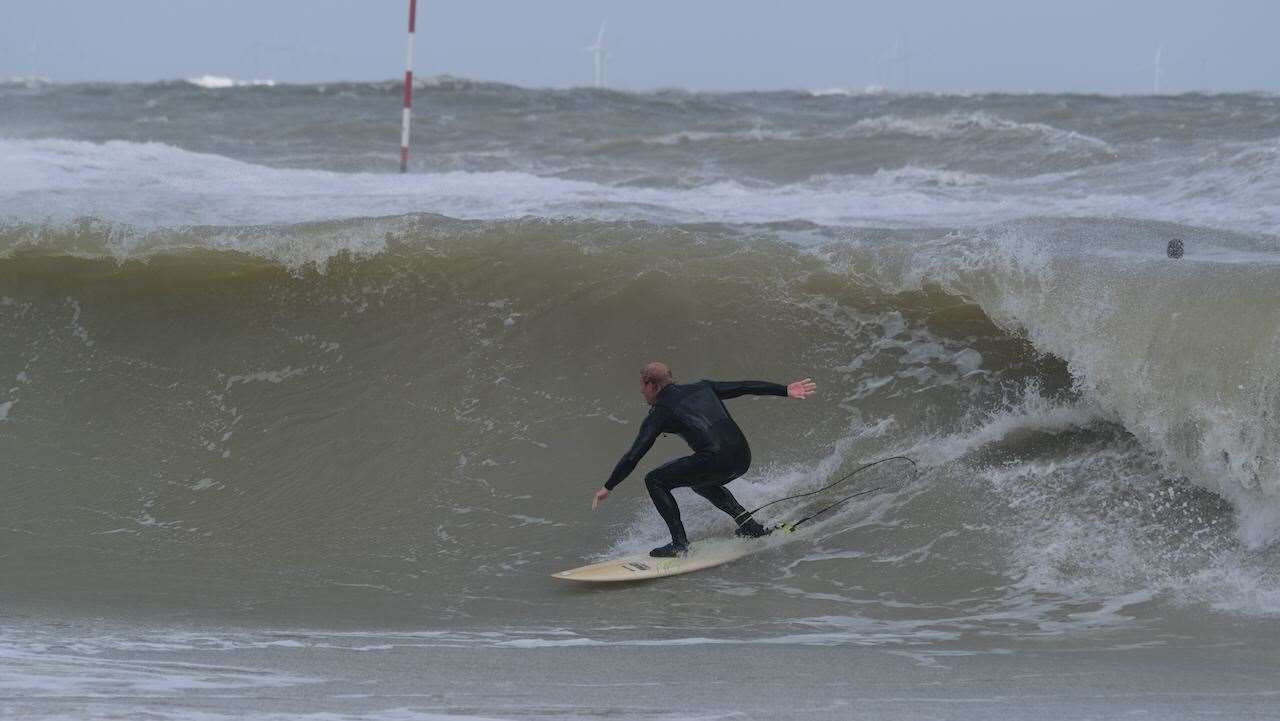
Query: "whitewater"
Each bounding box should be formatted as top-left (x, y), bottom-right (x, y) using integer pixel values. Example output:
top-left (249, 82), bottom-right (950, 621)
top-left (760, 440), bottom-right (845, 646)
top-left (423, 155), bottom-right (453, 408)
top-left (3, 78), bottom-right (1280, 720)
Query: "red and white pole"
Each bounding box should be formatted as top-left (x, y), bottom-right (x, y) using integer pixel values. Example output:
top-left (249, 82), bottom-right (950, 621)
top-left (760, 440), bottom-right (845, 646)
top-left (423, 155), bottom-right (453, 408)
top-left (399, 0), bottom-right (417, 173)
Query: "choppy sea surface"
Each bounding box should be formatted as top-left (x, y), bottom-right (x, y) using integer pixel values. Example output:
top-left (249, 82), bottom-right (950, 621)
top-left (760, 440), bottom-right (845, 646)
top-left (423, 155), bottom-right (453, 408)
top-left (3, 76), bottom-right (1280, 720)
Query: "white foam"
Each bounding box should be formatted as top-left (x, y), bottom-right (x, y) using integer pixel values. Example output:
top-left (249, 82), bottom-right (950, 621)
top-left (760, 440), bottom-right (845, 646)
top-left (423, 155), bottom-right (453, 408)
top-left (1186, 563), bottom-right (1280, 616)
top-left (869, 165), bottom-right (991, 187)
top-left (2, 76), bottom-right (51, 88)
top-left (185, 75), bottom-right (275, 89)
top-left (223, 366), bottom-right (308, 390)
top-left (974, 442), bottom-right (1280, 618)
top-left (635, 127), bottom-right (799, 146)
top-left (30, 710), bottom-right (517, 721)
top-left (808, 85), bottom-right (889, 97)
top-left (3, 138), bottom-right (1278, 244)
top-left (189, 478), bottom-right (223, 491)
top-left (906, 386), bottom-right (1112, 467)
top-left (0, 631), bottom-right (315, 697)
top-left (66, 297), bottom-right (93, 347)
top-left (844, 111), bottom-right (1114, 150)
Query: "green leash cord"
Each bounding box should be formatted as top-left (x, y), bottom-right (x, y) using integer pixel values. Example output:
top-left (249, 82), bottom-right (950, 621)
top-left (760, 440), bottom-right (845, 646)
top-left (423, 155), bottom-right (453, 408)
top-left (734, 455), bottom-right (918, 533)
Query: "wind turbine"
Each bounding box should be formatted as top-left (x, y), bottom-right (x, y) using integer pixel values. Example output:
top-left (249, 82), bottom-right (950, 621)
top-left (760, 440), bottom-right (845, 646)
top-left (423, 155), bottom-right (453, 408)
top-left (883, 34), bottom-right (911, 92)
top-left (585, 21), bottom-right (609, 89)
top-left (1150, 44), bottom-right (1166, 94)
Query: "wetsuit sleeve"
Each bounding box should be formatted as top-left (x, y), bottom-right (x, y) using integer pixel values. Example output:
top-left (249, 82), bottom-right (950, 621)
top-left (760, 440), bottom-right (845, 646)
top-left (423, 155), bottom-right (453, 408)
top-left (604, 408), bottom-right (667, 491)
top-left (709, 380), bottom-right (789, 400)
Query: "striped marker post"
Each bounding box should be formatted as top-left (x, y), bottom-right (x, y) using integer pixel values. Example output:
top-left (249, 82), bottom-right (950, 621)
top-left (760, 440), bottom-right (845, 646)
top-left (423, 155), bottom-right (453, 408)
top-left (399, 0), bottom-right (417, 173)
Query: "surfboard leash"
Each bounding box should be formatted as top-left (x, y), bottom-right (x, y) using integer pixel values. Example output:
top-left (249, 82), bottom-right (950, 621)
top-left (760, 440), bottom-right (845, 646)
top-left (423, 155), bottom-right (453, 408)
top-left (774, 485), bottom-right (884, 533)
top-left (735, 455), bottom-right (918, 533)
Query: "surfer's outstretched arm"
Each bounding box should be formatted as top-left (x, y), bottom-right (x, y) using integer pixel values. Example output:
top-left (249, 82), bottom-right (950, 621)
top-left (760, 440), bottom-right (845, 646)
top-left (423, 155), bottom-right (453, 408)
top-left (603, 408), bottom-right (668, 491)
top-left (711, 378), bottom-right (817, 400)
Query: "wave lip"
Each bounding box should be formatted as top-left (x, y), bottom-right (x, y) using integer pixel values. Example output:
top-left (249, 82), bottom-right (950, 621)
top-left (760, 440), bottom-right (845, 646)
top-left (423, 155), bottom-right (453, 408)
top-left (838, 218), bottom-right (1280, 545)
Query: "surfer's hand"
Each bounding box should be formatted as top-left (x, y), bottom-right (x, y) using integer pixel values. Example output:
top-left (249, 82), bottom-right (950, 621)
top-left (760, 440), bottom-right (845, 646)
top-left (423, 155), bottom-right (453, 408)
top-left (787, 378), bottom-right (817, 399)
top-left (592, 487), bottom-right (610, 510)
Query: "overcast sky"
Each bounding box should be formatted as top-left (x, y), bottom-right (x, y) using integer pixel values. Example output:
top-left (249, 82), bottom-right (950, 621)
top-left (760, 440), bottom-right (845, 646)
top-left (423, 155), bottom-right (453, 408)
top-left (3, 0), bottom-right (1276, 93)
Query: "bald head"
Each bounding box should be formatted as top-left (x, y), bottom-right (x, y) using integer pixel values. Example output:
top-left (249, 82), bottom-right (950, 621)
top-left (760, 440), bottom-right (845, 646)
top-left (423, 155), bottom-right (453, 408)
top-left (641, 362), bottom-right (672, 386)
top-left (640, 361), bottom-right (673, 405)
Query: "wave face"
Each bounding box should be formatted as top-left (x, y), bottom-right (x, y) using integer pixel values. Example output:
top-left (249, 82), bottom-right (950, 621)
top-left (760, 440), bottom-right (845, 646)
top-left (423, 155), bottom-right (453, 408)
top-left (2, 81), bottom-right (1280, 635)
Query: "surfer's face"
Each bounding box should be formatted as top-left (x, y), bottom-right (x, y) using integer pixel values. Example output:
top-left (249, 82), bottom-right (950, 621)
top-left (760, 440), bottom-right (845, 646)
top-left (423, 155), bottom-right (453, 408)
top-left (641, 377), bottom-right (661, 405)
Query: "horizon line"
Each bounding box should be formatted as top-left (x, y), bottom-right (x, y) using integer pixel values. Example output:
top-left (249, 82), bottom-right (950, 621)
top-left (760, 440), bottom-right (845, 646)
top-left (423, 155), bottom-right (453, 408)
top-left (4, 73), bottom-right (1276, 98)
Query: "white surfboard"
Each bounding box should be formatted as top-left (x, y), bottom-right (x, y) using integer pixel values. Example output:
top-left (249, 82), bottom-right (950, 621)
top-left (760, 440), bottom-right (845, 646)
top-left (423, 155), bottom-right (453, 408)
top-left (551, 537), bottom-right (767, 582)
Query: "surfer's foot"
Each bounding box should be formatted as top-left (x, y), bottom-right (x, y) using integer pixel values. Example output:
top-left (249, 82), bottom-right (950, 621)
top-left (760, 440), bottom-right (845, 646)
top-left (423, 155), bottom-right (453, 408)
top-left (649, 541), bottom-right (689, 558)
top-left (735, 518), bottom-right (773, 538)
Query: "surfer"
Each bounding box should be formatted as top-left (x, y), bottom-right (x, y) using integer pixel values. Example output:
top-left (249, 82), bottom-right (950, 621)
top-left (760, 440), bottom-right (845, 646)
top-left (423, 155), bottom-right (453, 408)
top-left (592, 362), bottom-right (817, 557)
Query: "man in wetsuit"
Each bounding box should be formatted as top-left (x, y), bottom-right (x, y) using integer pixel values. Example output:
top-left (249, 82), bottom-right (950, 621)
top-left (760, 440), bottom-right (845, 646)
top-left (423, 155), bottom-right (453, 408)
top-left (592, 362), bottom-right (817, 557)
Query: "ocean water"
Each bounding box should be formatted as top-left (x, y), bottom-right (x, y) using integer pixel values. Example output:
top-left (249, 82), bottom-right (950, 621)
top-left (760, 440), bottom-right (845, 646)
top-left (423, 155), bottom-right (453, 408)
top-left (3, 77), bottom-right (1280, 720)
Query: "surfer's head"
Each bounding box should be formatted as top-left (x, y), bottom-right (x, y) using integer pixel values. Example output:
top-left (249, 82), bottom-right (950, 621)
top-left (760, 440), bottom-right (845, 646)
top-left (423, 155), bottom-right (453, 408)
top-left (640, 361), bottom-right (673, 405)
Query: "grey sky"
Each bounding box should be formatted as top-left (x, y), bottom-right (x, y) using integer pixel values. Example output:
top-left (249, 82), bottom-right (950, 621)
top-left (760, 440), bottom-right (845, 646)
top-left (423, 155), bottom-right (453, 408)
top-left (2, 0), bottom-right (1276, 93)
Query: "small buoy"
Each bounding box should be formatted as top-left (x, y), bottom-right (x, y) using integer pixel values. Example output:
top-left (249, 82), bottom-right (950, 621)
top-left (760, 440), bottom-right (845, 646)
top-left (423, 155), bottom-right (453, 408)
top-left (1167, 238), bottom-right (1184, 259)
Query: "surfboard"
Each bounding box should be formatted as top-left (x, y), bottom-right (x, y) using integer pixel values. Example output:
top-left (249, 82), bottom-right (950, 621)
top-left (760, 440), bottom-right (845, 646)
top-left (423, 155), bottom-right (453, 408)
top-left (551, 537), bottom-right (765, 582)
top-left (553, 456), bottom-right (913, 583)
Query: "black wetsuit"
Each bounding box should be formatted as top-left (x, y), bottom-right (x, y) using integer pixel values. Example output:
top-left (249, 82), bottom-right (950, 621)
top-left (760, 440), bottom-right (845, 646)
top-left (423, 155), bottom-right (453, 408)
top-left (604, 380), bottom-right (788, 546)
